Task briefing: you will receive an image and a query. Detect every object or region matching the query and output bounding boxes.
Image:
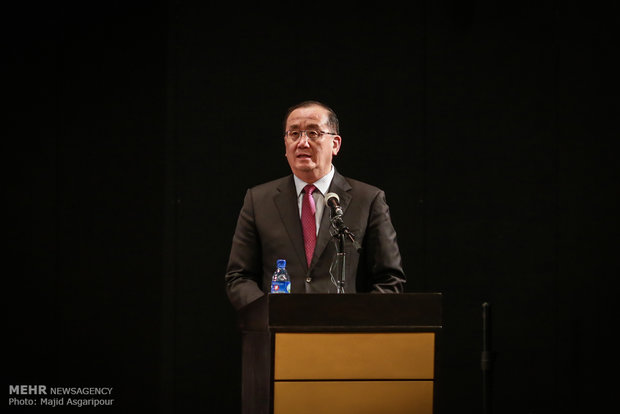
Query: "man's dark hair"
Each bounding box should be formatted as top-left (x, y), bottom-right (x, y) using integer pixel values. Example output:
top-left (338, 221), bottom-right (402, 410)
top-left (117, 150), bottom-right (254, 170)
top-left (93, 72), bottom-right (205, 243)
top-left (283, 100), bottom-right (340, 134)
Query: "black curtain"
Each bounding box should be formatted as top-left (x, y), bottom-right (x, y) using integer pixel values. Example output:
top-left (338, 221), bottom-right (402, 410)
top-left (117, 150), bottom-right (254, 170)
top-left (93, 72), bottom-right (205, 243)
top-left (10, 1), bottom-right (614, 413)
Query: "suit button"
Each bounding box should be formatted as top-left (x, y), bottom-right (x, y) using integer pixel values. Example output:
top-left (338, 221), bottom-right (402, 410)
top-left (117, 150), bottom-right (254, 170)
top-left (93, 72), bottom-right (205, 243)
top-left (305, 277), bottom-right (312, 283)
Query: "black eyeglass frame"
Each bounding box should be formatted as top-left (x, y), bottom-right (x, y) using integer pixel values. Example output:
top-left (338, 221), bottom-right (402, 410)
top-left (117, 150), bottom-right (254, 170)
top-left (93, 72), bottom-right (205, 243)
top-left (284, 130), bottom-right (338, 141)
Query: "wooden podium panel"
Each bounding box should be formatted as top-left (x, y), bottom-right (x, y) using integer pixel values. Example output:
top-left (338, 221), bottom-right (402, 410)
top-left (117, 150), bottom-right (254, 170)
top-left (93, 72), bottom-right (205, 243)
top-left (274, 332), bottom-right (435, 380)
top-left (238, 293), bottom-right (442, 414)
top-left (274, 380), bottom-right (433, 414)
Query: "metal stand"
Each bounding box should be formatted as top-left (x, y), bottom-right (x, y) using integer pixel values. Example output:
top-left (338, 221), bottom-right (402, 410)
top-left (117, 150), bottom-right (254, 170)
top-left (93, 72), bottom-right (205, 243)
top-left (328, 214), bottom-right (361, 294)
top-left (481, 302), bottom-right (493, 414)
top-left (334, 233), bottom-right (346, 294)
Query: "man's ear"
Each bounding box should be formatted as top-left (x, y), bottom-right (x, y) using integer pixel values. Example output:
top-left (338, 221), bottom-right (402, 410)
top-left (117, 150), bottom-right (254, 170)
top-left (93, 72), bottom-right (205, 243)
top-left (332, 135), bottom-right (342, 156)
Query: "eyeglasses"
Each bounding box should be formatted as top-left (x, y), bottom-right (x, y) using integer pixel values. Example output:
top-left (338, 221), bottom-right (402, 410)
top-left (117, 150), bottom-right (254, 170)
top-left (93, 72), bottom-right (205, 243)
top-left (284, 130), bottom-right (338, 142)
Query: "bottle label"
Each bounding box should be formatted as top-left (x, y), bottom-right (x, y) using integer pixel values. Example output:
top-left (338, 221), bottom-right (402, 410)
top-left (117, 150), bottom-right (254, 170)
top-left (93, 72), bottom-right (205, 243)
top-left (271, 280), bottom-right (291, 294)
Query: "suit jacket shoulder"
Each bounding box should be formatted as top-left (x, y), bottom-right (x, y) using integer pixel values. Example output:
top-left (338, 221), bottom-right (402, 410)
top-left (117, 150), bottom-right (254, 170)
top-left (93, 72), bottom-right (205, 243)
top-left (247, 175), bottom-right (294, 200)
top-left (338, 176), bottom-right (383, 195)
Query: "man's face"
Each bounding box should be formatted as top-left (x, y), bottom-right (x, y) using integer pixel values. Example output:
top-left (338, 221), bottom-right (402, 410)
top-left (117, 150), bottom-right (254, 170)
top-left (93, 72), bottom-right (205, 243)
top-left (284, 105), bottom-right (341, 183)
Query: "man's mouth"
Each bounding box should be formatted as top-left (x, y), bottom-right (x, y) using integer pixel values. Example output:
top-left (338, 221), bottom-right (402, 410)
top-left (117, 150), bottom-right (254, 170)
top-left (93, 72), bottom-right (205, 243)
top-left (296, 154), bottom-right (312, 159)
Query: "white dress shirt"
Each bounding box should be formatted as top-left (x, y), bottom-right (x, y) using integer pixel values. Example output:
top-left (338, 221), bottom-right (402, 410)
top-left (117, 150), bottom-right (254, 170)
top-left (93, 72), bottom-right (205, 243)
top-left (293, 166), bottom-right (336, 235)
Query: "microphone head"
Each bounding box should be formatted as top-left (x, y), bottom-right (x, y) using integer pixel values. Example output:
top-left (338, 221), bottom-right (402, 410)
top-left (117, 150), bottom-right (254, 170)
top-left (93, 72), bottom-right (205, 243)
top-left (324, 192), bottom-right (340, 205)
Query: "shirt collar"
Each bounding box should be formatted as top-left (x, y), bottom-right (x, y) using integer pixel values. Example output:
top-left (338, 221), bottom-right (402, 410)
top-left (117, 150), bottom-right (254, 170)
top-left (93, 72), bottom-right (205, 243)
top-left (293, 165), bottom-right (335, 197)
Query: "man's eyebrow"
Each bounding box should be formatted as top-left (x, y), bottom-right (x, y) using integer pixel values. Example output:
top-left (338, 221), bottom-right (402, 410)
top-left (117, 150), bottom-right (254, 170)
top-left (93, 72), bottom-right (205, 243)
top-left (287, 122), bottom-right (321, 130)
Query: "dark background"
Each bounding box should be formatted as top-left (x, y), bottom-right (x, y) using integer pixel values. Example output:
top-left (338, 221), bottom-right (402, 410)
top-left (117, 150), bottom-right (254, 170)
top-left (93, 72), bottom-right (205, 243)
top-left (9, 1), bottom-right (615, 413)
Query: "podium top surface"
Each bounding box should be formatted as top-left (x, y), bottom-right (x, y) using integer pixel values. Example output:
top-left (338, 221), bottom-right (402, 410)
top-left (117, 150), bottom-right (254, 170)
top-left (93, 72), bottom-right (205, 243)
top-left (239, 293), bottom-right (442, 332)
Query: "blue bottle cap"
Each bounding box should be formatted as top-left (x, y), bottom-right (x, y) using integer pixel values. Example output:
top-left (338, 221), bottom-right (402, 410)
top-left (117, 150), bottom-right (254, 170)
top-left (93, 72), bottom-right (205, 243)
top-left (276, 259), bottom-right (286, 268)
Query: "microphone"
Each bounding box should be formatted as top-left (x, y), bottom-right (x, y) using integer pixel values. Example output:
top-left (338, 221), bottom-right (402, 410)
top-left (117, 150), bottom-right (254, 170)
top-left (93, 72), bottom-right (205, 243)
top-left (324, 192), bottom-right (343, 218)
top-left (325, 192), bottom-right (362, 253)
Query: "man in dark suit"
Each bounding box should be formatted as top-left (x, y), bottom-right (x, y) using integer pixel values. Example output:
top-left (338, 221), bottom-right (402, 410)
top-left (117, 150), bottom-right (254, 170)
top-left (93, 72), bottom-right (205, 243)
top-left (225, 101), bottom-right (406, 310)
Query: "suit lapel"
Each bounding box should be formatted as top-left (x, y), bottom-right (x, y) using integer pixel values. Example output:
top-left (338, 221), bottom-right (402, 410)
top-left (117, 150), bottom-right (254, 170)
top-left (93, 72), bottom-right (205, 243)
top-left (310, 170), bottom-right (352, 270)
top-left (273, 176), bottom-right (307, 268)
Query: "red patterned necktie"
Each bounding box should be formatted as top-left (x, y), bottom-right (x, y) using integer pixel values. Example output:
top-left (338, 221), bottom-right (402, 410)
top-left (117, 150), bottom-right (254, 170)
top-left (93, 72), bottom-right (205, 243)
top-left (301, 184), bottom-right (317, 267)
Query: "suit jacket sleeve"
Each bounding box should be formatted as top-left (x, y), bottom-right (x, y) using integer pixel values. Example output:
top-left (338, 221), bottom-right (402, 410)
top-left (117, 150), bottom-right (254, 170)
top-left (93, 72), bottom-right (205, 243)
top-left (224, 189), bottom-right (265, 310)
top-left (362, 190), bottom-right (406, 293)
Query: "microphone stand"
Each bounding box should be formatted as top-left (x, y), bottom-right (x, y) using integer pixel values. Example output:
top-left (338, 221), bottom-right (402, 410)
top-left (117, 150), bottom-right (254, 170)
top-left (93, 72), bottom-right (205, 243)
top-left (329, 215), bottom-right (361, 294)
top-left (334, 231), bottom-right (346, 294)
top-left (481, 302), bottom-right (493, 414)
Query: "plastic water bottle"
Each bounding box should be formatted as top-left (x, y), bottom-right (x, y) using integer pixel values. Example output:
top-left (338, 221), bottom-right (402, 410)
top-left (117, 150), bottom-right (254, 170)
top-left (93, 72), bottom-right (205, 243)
top-left (270, 259), bottom-right (291, 294)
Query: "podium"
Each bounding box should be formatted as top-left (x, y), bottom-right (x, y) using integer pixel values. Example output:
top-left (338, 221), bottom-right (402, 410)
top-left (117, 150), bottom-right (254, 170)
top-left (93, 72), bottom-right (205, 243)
top-left (238, 293), bottom-right (442, 414)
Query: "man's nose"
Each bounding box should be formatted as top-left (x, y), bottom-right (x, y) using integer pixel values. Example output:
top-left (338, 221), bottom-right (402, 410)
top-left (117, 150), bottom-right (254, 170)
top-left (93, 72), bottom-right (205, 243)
top-left (297, 135), bottom-right (311, 147)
